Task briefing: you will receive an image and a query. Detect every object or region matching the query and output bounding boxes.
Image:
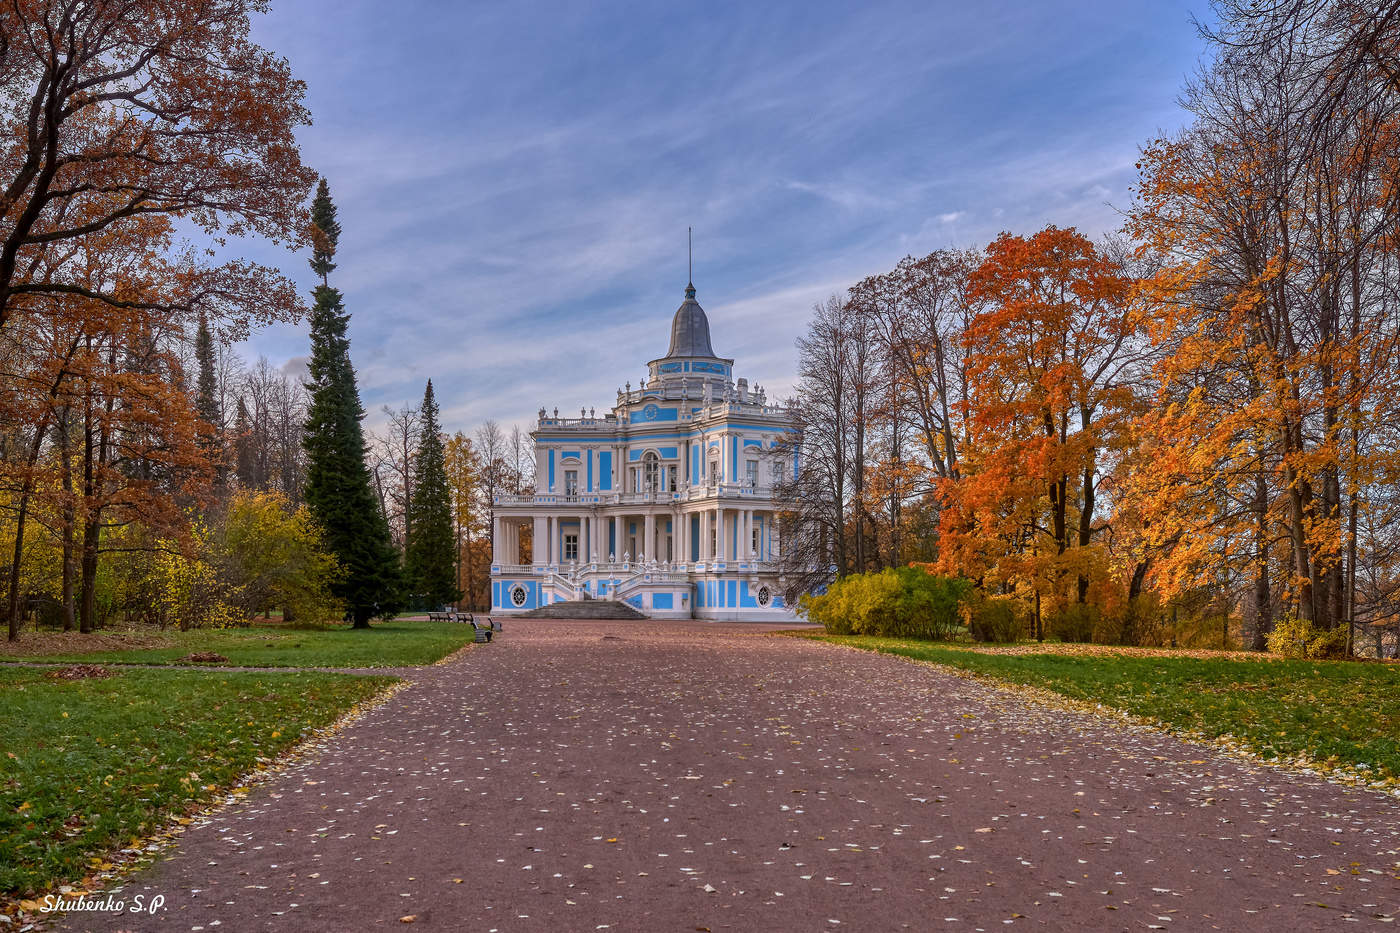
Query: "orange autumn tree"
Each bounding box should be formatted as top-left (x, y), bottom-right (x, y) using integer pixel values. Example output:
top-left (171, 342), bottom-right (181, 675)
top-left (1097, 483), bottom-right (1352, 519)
top-left (0, 0), bottom-right (315, 639)
top-left (1125, 13), bottom-right (1400, 645)
top-left (937, 227), bottom-right (1142, 638)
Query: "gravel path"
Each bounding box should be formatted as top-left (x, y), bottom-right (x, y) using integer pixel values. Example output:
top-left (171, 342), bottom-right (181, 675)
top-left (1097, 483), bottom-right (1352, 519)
top-left (60, 619), bottom-right (1400, 931)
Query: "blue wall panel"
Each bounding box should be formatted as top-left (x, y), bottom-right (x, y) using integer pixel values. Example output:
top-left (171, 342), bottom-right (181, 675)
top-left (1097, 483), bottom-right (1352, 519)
top-left (599, 451), bottom-right (612, 490)
top-left (548, 449), bottom-right (555, 490)
top-left (653, 593), bottom-right (673, 610)
top-left (628, 405), bottom-right (679, 424)
top-left (739, 582), bottom-right (758, 608)
top-left (494, 579), bottom-right (540, 610)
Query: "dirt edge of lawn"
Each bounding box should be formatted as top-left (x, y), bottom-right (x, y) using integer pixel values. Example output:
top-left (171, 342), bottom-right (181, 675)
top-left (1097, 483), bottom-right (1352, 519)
top-left (2, 674), bottom-right (421, 929)
top-left (797, 633), bottom-right (1400, 800)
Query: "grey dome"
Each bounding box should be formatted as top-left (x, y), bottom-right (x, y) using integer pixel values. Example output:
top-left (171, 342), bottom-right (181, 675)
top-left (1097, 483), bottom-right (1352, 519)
top-left (666, 283), bottom-right (716, 358)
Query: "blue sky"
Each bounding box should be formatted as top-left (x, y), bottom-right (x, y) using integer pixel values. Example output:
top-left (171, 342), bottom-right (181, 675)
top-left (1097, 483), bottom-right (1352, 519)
top-left (235, 0), bottom-right (1209, 435)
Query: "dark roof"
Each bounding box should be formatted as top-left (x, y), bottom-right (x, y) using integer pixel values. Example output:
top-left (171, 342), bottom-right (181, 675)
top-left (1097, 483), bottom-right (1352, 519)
top-left (666, 283), bottom-right (716, 358)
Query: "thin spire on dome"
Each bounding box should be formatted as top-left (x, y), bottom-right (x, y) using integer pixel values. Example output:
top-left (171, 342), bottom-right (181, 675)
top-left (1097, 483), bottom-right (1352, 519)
top-left (686, 226), bottom-right (695, 299)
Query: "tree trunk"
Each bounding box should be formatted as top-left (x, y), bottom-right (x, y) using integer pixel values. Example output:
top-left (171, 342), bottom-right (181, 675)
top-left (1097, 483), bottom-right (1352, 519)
top-left (58, 405), bottom-right (76, 631)
top-left (78, 515), bottom-right (100, 634)
top-left (6, 418), bottom-right (50, 640)
top-left (1077, 461), bottom-right (1094, 605)
top-left (1251, 470), bottom-right (1272, 651)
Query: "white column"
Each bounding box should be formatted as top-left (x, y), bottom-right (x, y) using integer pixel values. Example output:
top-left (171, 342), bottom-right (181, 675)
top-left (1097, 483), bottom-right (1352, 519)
top-left (742, 510), bottom-right (751, 559)
top-left (547, 516), bottom-right (554, 564)
top-left (643, 512), bottom-right (655, 561)
top-left (716, 507), bottom-right (726, 561)
top-left (532, 515), bottom-right (546, 564)
top-left (492, 516), bottom-right (503, 563)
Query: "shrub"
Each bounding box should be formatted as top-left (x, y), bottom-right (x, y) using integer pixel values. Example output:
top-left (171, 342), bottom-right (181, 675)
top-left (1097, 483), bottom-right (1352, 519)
top-left (1266, 615), bottom-right (1348, 659)
top-left (1050, 603), bottom-right (1098, 643)
top-left (800, 567), bottom-right (971, 640)
top-left (214, 491), bottom-right (344, 625)
top-left (153, 516), bottom-right (240, 630)
top-left (889, 567), bottom-right (970, 640)
top-left (966, 595), bottom-right (1024, 643)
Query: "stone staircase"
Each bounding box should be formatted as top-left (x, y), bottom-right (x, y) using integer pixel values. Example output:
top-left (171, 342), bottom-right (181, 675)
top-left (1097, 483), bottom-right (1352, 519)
top-left (518, 599), bottom-right (648, 620)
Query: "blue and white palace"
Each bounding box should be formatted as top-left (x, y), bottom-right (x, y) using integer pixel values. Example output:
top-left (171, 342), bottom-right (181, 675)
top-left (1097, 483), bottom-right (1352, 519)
top-left (489, 279), bottom-right (798, 620)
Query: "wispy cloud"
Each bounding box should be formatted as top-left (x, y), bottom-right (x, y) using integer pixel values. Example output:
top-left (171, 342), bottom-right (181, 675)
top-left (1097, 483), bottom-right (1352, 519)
top-left (228, 0), bottom-right (1207, 433)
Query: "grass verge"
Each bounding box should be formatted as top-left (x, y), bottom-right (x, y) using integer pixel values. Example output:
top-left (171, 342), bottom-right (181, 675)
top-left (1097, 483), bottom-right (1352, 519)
top-left (1, 666), bottom-right (396, 898)
top-left (0, 619), bottom-right (476, 668)
top-left (807, 634), bottom-right (1400, 784)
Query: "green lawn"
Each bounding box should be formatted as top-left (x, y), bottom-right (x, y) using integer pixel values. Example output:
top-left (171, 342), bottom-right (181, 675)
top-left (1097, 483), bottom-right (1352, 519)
top-left (1, 619), bottom-right (476, 668)
top-left (0, 666), bottom-right (396, 898)
top-left (808, 634), bottom-right (1400, 783)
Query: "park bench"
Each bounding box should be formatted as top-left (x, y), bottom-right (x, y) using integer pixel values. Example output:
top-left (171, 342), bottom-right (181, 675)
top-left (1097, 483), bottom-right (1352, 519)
top-left (427, 610), bottom-right (453, 622)
top-left (466, 615), bottom-right (501, 643)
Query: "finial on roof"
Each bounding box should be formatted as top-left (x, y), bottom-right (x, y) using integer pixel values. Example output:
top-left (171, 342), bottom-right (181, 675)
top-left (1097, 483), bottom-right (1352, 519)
top-left (686, 226), bottom-right (696, 299)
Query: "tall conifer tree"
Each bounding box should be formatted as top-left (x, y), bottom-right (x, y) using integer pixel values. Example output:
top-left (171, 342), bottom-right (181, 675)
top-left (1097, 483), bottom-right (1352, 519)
top-left (194, 312), bottom-right (223, 476)
top-left (194, 313), bottom-right (220, 427)
top-left (405, 380), bottom-right (460, 607)
top-left (302, 179), bottom-right (402, 627)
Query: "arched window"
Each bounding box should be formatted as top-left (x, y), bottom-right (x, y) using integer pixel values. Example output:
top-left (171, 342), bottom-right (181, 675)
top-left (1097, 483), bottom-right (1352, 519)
top-left (643, 451), bottom-right (660, 493)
